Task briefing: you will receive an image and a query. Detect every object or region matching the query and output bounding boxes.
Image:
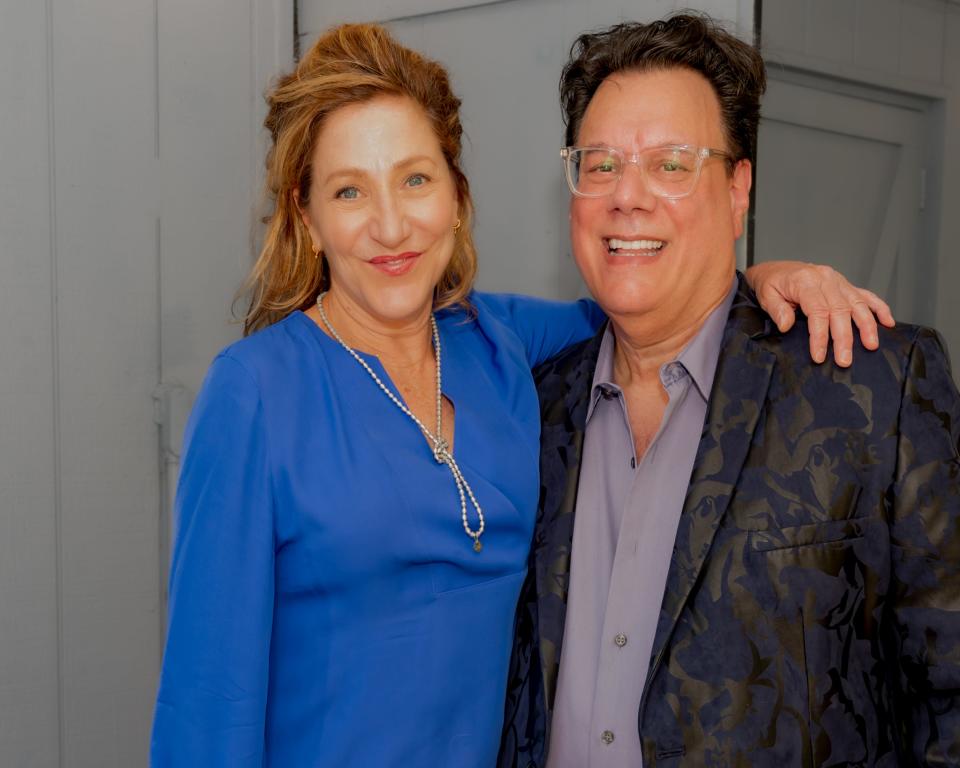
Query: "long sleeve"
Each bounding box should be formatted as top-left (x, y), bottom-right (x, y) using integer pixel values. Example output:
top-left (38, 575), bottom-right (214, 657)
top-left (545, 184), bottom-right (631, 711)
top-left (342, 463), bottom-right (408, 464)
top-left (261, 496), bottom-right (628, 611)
top-left (890, 328), bottom-right (960, 765)
top-left (151, 354), bottom-right (276, 767)
top-left (471, 293), bottom-right (605, 368)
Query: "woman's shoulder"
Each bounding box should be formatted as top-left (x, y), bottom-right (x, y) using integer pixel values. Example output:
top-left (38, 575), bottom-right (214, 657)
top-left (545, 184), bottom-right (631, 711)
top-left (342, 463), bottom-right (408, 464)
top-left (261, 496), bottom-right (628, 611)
top-left (467, 290), bottom-right (589, 314)
top-left (209, 311), bottom-right (318, 392)
top-left (457, 291), bottom-right (604, 368)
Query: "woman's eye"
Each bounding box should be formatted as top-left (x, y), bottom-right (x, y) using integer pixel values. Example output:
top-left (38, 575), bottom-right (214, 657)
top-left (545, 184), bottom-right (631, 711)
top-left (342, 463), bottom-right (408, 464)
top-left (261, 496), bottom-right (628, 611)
top-left (335, 186), bottom-right (360, 200)
top-left (406, 173), bottom-right (429, 188)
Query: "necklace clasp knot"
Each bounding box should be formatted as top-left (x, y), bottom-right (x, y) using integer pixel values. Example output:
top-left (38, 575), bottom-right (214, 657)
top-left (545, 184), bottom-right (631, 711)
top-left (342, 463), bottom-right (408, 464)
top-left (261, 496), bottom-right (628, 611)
top-left (432, 438), bottom-right (450, 464)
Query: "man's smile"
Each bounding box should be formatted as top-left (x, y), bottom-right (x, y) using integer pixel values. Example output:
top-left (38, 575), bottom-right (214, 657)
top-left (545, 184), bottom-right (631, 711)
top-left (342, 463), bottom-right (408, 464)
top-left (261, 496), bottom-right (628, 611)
top-left (604, 237), bottom-right (666, 256)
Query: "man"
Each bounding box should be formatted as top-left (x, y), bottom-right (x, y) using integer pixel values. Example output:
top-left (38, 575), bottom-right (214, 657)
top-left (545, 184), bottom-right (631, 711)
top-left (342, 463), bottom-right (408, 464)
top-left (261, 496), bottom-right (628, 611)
top-left (499, 13), bottom-right (960, 767)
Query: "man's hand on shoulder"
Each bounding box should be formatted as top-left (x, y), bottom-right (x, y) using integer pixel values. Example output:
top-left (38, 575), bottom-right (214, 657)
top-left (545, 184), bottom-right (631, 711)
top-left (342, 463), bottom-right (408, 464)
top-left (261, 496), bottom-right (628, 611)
top-left (745, 261), bottom-right (895, 367)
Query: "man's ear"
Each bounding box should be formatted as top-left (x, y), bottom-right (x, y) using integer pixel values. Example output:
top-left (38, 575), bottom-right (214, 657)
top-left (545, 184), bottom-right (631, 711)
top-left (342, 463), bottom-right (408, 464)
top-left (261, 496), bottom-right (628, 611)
top-left (730, 159), bottom-right (752, 240)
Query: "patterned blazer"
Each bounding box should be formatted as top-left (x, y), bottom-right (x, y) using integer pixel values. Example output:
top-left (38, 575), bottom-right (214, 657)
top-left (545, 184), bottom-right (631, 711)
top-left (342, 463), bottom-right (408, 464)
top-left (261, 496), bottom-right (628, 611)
top-left (498, 276), bottom-right (960, 767)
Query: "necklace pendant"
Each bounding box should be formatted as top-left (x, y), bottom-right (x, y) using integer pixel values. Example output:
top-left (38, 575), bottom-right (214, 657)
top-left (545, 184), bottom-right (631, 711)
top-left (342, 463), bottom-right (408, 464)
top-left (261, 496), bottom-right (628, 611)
top-left (473, 538), bottom-right (483, 553)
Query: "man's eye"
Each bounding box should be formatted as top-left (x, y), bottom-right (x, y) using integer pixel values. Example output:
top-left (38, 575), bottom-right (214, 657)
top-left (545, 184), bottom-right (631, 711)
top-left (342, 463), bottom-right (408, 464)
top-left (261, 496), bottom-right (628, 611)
top-left (654, 152), bottom-right (693, 173)
top-left (335, 186), bottom-right (360, 200)
top-left (590, 159), bottom-right (617, 174)
top-left (406, 173), bottom-right (429, 187)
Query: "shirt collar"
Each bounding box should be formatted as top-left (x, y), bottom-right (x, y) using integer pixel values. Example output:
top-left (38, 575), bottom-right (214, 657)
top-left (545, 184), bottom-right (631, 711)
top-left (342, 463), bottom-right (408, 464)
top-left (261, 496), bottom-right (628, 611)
top-left (586, 277), bottom-right (737, 421)
top-left (586, 323), bottom-right (620, 421)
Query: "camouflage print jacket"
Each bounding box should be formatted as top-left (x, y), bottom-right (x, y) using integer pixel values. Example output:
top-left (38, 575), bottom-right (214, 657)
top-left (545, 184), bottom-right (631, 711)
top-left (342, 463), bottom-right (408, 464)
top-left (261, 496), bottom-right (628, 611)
top-left (498, 275), bottom-right (960, 767)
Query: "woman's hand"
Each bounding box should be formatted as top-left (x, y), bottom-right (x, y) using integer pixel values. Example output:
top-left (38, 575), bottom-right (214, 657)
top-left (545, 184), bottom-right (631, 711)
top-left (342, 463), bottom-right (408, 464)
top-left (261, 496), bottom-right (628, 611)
top-left (745, 261), bottom-right (895, 367)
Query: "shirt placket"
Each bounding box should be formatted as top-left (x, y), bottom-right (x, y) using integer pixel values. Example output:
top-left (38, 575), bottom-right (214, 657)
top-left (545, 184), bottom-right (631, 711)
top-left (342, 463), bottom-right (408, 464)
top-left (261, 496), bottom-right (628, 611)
top-left (588, 370), bottom-right (691, 766)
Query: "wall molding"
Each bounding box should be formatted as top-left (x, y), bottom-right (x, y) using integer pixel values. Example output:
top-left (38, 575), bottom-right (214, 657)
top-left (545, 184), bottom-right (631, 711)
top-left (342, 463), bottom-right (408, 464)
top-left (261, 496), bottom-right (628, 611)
top-left (301, 0), bottom-right (516, 35)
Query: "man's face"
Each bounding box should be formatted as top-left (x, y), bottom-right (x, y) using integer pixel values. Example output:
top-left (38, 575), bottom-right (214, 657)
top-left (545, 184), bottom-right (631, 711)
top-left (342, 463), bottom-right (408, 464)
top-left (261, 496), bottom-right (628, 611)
top-left (570, 67), bottom-right (752, 332)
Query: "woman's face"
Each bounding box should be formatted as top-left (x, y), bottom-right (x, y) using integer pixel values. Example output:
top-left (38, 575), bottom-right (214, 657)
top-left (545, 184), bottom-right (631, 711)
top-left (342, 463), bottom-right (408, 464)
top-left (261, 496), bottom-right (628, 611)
top-left (299, 95), bottom-right (460, 329)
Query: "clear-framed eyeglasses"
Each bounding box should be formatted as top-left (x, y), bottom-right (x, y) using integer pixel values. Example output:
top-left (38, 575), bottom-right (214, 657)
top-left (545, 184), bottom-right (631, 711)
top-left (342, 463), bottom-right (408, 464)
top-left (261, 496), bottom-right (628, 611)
top-left (560, 144), bottom-right (734, 200)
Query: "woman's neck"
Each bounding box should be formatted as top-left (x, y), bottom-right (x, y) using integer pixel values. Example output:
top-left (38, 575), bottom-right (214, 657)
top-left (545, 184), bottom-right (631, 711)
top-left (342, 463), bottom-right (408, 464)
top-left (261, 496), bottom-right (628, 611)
top-left (311, 288), bottom-right (435, 369)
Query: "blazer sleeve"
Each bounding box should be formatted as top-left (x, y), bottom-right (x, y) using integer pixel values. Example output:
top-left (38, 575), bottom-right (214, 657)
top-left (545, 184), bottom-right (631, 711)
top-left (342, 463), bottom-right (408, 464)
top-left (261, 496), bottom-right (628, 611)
top-left (889, 328), bottom-right (960, 766)
top-left (472, 292), bottom-right (606, 368)
top-left (151, 354), bottom-right (275, 767)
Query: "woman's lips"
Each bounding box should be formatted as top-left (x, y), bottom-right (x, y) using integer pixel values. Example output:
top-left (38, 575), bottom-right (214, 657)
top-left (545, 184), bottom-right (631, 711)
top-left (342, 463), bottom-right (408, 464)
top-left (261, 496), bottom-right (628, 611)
top-left (368, 251), bottom-right (421, 276)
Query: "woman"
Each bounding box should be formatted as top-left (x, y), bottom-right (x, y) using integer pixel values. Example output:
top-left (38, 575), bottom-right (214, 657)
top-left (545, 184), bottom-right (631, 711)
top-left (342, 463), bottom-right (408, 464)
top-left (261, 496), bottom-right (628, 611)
top-left (151, 24), bottom-right (891, 766)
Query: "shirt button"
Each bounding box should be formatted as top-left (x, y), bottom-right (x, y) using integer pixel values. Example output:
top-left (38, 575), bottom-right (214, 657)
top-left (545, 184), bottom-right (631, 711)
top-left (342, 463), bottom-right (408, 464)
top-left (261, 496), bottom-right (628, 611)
top-left (614, 632), bottom-right (628, 648)
top-left (601, 730), bottom-right (615, 745)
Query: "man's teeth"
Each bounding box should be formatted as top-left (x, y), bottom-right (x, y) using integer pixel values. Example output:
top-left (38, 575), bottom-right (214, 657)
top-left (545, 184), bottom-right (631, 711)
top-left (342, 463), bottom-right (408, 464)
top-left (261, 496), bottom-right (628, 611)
top-left (608, 238), bottom-right (664, 251)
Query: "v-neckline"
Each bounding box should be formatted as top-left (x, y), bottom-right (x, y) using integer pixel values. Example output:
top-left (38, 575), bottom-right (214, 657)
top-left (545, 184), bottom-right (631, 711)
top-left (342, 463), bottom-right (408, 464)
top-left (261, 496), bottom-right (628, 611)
top-left (294, 309), bottom-right (459, 454)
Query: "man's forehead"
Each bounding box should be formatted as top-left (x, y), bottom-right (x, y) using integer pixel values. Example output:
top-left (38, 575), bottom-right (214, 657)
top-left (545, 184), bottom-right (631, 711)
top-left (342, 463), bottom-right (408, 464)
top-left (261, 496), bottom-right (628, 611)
top-left (577, 68), bottom-right (725, 146)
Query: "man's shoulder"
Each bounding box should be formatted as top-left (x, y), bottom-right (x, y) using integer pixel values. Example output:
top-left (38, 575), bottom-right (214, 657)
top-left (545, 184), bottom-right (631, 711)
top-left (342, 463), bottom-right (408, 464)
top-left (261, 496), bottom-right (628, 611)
top-left (758, 315), bottom-right (938, 379)
top-left (725, 276), bottom-right (934, 376)
top-left (532, 325), bottom-right (605, 399)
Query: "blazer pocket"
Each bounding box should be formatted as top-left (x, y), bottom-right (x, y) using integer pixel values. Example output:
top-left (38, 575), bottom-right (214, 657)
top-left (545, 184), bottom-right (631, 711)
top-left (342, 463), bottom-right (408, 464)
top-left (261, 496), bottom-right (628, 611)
top-left (748, 516), bottom-right (869, 554)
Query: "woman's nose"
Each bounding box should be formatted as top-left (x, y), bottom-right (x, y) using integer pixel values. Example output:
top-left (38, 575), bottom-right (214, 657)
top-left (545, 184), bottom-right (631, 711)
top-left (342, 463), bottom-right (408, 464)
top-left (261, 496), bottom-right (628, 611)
top-left (369, 193), bottom-right (410, 246)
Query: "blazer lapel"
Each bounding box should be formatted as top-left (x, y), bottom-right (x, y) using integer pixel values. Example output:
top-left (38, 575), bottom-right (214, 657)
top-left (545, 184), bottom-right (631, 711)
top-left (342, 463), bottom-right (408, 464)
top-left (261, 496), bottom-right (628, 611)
top-left (645, 278), bottom-right (777, 689)
top-left (534, 325), bottom-right (606, 720)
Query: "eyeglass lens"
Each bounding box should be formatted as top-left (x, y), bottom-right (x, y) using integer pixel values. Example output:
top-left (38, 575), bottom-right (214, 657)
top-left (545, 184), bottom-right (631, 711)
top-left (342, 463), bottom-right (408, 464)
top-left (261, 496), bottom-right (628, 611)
top-left (569, 147), bottom-right (700, 198)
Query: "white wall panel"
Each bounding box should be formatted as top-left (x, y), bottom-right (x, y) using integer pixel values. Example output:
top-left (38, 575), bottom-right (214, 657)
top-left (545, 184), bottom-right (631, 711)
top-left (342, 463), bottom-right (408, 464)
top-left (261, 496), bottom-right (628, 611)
top-left (761, 0), bottom-right (960, 368)
top-left (763, 0), bottom-right (949, 93)
top-left (0, 0), bottom-right (63, 764)
top-left (856, 0), bottom-right (902, 73)
top-left (807, 0), bottom-right (856, 63)
top-left (48, 0), bottom-right (161, 763)
top-left (900, 2), bottom-right (945, 81)
top-left (937, 7), bottom-right (960, 361)
top-left (0, 1), bottom-right (294, 765)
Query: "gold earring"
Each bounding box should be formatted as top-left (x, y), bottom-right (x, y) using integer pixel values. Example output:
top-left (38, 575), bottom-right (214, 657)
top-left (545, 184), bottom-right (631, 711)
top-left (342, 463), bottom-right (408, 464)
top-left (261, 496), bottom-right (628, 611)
top-left (453, 218), bottom-right (461, 233)
top-left (312, 243), bottom-right (320, 258)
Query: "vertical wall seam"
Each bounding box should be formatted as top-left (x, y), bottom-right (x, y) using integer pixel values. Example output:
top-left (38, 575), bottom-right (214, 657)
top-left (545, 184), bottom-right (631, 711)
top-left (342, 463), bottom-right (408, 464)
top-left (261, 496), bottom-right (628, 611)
top-left (43, 0), bottom-right (64, 764)
top-left (154, 0), bottom-right (160, 159)
top-left (852, 0), bottom-right (859, 67)
top-left (896, 0), bottom-right (905, 80)
top-left (940, 3), bottom-right (948, 86)
top-left (155, 215), bottom-right (167, 665)
top-left (153, 0), bottom-right (166, 666)
top-left (293, 0), bottom-right (301, 62)
top-left (250, 0), bottom-right (259, 267)
top-left (747, 0), bottom-right (761, 267)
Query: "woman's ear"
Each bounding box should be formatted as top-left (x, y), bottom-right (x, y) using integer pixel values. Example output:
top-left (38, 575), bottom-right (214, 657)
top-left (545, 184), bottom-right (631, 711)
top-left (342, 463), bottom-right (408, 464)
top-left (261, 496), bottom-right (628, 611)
top-left (293, 189), bottom-right (321, 252)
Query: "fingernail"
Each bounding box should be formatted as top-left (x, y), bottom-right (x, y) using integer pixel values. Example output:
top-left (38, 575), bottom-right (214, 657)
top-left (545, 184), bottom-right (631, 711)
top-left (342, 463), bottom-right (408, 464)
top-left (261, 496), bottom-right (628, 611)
top-left (839, 351), bottom-right (851, 366)
top-left (816, 348), bottom-right (826, 363)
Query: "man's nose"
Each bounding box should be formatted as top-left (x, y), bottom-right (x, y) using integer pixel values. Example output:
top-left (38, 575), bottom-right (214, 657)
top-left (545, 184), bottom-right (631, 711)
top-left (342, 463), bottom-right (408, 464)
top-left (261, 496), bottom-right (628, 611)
top-left (609, 161), bottom-right (657, 213)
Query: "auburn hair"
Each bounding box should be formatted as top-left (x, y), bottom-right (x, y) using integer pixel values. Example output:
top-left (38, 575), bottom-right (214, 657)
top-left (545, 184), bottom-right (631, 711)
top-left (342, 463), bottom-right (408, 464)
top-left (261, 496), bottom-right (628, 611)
top-left (239, 24), bottom-right (477, 334)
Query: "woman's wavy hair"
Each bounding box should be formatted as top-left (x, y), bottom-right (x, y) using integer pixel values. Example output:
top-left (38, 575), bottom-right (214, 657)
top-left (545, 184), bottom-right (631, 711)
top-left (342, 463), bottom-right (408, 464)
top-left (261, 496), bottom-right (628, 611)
top-left (239, 24), bottom-right (477, 334)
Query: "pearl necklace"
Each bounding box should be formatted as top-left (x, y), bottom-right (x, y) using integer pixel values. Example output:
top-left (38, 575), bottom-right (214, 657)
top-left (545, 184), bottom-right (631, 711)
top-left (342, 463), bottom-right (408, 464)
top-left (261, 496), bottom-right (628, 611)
top-left (316, 293), bottom-right (485, 552)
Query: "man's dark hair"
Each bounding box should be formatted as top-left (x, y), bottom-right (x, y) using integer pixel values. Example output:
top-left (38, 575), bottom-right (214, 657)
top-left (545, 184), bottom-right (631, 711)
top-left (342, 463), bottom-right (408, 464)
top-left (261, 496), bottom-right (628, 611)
top-left (560, 13), bottom-right (767, 163)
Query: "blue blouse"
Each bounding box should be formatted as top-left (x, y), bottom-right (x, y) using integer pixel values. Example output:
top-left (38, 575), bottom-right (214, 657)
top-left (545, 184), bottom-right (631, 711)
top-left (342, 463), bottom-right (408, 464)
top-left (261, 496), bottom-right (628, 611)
top-left (151, 293), bottom-right (603, 767)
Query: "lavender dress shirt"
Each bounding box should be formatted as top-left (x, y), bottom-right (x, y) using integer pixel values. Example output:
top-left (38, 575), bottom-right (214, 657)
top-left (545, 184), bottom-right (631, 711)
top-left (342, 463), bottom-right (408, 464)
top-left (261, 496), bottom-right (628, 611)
top-left (546, 281), bottom-right (736, 767)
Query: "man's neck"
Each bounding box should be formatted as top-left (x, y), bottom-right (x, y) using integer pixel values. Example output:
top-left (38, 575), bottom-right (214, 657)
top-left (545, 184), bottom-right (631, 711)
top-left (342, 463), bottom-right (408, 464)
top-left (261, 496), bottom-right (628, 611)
top-left (609, 289), bottom-right (729, 390)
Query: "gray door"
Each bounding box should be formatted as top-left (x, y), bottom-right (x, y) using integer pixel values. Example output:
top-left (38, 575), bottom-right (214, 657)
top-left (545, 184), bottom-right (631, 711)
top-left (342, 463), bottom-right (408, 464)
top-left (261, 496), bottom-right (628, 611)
top-left (754, 76), bottom-right (931, 325)
top-left (0, 2), bottom-right (291, 766)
